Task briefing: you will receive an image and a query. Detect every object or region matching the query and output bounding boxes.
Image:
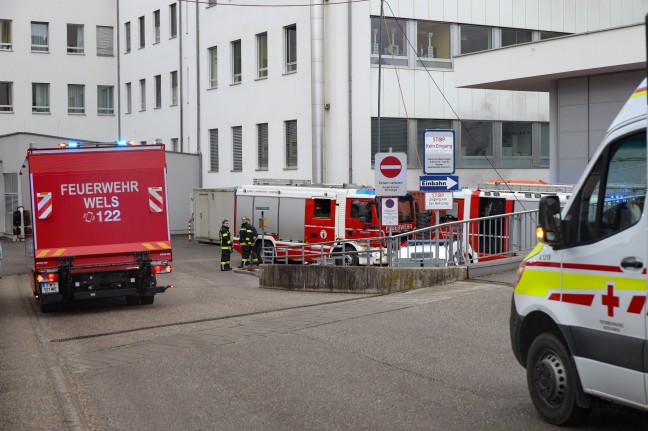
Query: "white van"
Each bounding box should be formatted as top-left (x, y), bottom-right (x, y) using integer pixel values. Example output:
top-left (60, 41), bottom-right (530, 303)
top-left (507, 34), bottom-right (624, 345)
top-left (510, 79), bottom-right (648, 424)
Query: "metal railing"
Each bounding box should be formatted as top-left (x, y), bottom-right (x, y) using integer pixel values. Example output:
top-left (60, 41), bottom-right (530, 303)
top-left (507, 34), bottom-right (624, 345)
top-left (258, 209), bottom-right (540, 268)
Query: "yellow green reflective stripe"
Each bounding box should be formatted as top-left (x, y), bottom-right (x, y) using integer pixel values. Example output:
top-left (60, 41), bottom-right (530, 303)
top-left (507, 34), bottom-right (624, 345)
top-left (514, 268), bottom-right (560, 297)
top-left (562, 273), bottom-right (646, 291)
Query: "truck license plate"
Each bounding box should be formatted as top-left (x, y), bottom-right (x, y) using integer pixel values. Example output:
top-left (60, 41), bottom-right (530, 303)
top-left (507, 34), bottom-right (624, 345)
top-left (41, 282), bottom-right (59, 294)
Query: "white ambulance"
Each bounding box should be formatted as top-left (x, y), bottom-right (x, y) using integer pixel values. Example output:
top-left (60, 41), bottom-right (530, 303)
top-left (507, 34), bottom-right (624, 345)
top-left (511, 79), bottom-right (648, 424)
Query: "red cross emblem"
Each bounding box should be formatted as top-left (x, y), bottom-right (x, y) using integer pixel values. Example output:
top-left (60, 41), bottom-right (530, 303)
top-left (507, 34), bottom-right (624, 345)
top-left (601, 283), bottom-right (619, 317)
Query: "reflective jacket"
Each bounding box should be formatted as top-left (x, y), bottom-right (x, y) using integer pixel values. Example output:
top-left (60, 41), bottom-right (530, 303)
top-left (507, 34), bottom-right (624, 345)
top-left (219, 226), bottom-right (232, 250)
top-left (239, 222), bottom-right (257, 246)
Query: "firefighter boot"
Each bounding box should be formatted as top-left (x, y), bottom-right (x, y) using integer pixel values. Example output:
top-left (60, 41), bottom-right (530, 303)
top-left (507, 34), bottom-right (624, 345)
top-left (225, 264), bottom-right (232, 271)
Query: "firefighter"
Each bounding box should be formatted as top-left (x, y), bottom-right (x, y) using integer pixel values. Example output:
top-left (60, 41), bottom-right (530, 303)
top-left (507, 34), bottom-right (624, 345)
top-left (219, 219), bottom-right (232, 271)
top-left (238, 216), bottom-right (259, 269)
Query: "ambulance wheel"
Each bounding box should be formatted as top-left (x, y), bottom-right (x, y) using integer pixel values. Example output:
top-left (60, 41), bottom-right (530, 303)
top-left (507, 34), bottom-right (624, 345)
top-left (335, 245), bottom-right (359, 266)
top-left (526, 333), bottom-right (590, 425)
top-left (140, 295), bottom-right (155, 305)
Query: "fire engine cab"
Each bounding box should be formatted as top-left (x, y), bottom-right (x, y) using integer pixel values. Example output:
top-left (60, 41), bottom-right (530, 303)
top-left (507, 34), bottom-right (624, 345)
top-left (511, 79), bottom-right (648, 424)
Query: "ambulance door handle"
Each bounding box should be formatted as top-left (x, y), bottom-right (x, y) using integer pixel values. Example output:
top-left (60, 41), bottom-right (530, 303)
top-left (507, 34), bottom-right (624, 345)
top-left (621, 257), bottom-right (643, 269)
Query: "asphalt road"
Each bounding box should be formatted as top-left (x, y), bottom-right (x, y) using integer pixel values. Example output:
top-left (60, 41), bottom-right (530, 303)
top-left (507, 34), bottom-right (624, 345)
top-left (1, 236), bottom-right (648, 430)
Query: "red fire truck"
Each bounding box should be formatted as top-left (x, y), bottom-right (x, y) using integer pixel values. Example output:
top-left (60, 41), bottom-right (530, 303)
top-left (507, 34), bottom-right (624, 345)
top-left (18, 141), bottom-right (173, 312)
top-left (232, 184), bottom-right (413, 265)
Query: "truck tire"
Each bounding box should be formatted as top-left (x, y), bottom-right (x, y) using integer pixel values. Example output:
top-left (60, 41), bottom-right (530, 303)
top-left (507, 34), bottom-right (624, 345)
top-left (335, 245), bottom-right (359, 266)
top-left (140, 295), bottom-right (155, 305)
top-left (526, 333), bottom-right (590, 425)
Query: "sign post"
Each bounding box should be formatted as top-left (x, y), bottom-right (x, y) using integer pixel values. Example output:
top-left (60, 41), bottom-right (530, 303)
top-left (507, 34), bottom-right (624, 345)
top-left (255, 206), bottom-right (270, 264)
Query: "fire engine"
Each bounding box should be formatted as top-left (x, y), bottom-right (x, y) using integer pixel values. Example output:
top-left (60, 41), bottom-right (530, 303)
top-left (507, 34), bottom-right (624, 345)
top-left (232, 183), bottom-right (406, 265)
top-left (17, 140), bottom-right (173, 312)
top-left (511, 79), bottom-right (648, 424)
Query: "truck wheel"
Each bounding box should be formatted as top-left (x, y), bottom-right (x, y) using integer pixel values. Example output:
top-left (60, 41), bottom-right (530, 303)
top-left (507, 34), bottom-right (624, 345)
top-left (140, 295), bottom-right (155, 305)
top-left (335, 245), bottom-right (359, 266)
top-left (526, 333), bottom-right (590, 425)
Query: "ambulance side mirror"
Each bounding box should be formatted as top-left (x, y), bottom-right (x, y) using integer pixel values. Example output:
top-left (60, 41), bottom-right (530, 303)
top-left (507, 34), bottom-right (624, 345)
top-left (537, 196), bottom-right (563, 246)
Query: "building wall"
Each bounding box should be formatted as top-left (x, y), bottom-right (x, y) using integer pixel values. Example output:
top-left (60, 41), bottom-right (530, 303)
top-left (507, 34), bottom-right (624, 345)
top-left (0, 0), bottom-right (118, 140)
top-left (555, 70), bottom-right (644, 184)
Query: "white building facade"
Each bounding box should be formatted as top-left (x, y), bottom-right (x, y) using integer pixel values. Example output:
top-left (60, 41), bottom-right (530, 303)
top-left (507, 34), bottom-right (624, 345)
top-left (2, 0), bottom-right (648, 234)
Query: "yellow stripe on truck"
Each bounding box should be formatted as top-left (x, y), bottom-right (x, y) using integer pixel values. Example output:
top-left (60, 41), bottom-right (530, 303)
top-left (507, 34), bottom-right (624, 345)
top-left (562, 273), bottom-right (646, 291)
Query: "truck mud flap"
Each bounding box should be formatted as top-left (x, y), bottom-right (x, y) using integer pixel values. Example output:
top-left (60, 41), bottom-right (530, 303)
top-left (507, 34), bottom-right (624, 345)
top-left (40, 293), bottom-right (63, 304)
top-left (143, 286), bottom-right (170, 295)
top-left (73, 287), bottom-right (138, 300)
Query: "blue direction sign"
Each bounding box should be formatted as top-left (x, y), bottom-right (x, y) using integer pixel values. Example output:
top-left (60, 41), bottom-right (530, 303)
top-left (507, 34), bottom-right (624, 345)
top-left (419, 175), bottom-right (459, 191)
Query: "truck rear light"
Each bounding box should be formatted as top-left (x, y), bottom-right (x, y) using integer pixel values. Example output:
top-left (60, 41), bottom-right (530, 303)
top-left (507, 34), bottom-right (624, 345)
top-left (36, 273), bottom-right (58, 283)
top-left (152, 265), bottom-right (172, 274)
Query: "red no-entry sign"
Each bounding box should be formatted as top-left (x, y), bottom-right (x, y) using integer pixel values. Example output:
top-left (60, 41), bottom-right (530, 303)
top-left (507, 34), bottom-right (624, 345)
top-left (375, 152), bottom-right (407, 196)
top-left (379, 156), bottom-right (402, 179)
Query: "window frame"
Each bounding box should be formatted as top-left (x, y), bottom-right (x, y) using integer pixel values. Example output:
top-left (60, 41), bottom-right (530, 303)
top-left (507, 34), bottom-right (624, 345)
top-left (0, 19), bottom-right (12, 50)
top-left (257, 123), bottom-right (268, 170)
top-left (231, 40), bottom-right (242, 84)
top-left (125, 82), bottom-right (132, 114)
top-left (31, 22), bottom-right (49, 53)
top-left (208, 46), bottom-right (218, 88)
top-left (32, 82), bottom-right (50, 113)
top-left (209, 129), bottom-right (219, 172)
top-left (170, 71), bottom-right (178, 106)
top-left (97, 85), bottom-right (114, 115)
top-left (169, 3), bottom-right (178, 39)
top-left (285, 120), bottom-right (298, 169)
top-left (153, 10), bottom-right (160, 44)
top-left (67, 84), bottom-right (85, 114)
top-left (96, 26), bottom-right (113, 56)
top-left (138, 16), bottom-right (145, 48)
top-left (139, 79), bottom-right (146, 111)
top-left (0, 81), bottom-right (13, 112)
top-left (257, 32), bottom-right (268, 79)
top-left (66, 23), bottom-right (84, 54)
top-left (284, 24), bottom-right (297, 73)
top-left (125, 21), bottom-right (131, 53)
top-left (232, 126), bottom-right (243, 172)
top-left (154, 75), bottom-right (162, 109)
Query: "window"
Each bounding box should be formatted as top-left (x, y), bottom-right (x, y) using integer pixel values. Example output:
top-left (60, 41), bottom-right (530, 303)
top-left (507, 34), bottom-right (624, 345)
top-left (460, 121), bottom-right (493, 161)
top-left (460, 24), bottom-right (492, 54)
top-left (314, 199), bottom-right (331, 218)
top-left (209, 129), bottom-right (219, 172)
top-left (67, 84), bottom-right (85, 114)
top-left (0, 82), bottom-right (13, 112)
top-left (125, 82), bottom-right (132, 114)
top-left (140, 79), bottom-right (146, 111)
top-left (285, 25), bottom-right (297, 73)
top-left (570, 132), bottom-right (646, 243)
top-left (540, 31), bottom-right (569, 40)
top-left (371, 118), bottom-right (408, 165)
top-left (232, 126), bottom-right (242, 172)
top-left (153, 10), bottom-right (160, 44)
top-left (502, 122), bottom-right (532, 166)
top-left (415, 21), bottom-right (451, 69)
top-left (285, 120), bottom-right (297, 169)
top-left (154, 75), bottom-right (161, 108)
top-left (257, 32), bottom-right (268, 79)
top-left (67, 24), bottom-right (84, 54)
top-left (97, 85), bottom-right (114, 115)
top-left (0, 20), bottom-right (11, 50)
top-left (501, 28), bottom-right (532, 47)
top-left (96, 26), bottom-right (113, 56)
top-left (32, 83), bottom-right (49, 113)
top-left (138, 16), bottom-right (145, 48)
top-left (231, 40), bottom-right (241, 83)
top-left (540, 123), bottom-right (550, 166)
top-left (31, 22), bottom-right (48, 52)
top-left (257, 123), bottom-right (268, 169)
top-left (208, 46), bottom-right (218, 88)
top-left (171, 138), bottom-right (179, 152)
top-left (370, 17), bottom-right (408, 66)
top-left (170, 3), bottom-right (178, 38)
top-left (208, 0), bottom-right (217, 5)
top-left (125, 22), bottom-right (131, 53)
top-left (170, 71), bottom-right (178, 105)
